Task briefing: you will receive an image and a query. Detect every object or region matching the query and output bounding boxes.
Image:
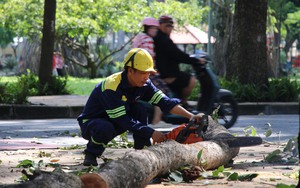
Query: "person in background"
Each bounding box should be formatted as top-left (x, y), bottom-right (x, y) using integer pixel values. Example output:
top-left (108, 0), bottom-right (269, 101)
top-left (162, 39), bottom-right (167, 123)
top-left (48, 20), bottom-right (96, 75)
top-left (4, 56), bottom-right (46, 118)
top-left (54, 51), bottom-right (65, 77)
top-left (77, 48), bottom-right (203, 166)
top-left (154, 15), bottom-right (204, 110)
top-left (52, 53), bottom-right (58, 77)
top-left (132, 17), bottom-right (158, 62)
top-left (132, 17), bottom-right (171, 125)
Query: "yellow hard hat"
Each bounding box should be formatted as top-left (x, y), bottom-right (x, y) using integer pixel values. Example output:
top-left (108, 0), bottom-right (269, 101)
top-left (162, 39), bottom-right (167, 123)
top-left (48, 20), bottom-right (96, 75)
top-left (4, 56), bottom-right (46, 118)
top-left (124, 48), bottom-right (156, 73)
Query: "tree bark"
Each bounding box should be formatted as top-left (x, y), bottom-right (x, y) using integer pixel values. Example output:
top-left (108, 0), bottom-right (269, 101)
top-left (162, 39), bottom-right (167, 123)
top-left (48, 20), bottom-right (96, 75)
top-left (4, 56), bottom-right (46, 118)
top-left (211, 1), bottom-right (234, 77)
top-left (39, 0), bottom-right (56, 85)
top-left (80, 116), bottom-right (239, 188)
top-left (227, 0), bottom-right (268, 86)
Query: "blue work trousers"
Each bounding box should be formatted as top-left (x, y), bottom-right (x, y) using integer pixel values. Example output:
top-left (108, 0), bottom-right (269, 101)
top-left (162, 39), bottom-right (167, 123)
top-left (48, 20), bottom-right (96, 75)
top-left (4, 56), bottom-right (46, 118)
top-left (79, 102), bottom-right (151, 156)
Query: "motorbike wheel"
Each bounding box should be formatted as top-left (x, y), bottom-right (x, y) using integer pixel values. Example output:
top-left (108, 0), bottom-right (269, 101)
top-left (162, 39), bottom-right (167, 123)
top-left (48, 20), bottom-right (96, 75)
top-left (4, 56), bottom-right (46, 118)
top-left (214, 95), bottom-right (238, 129)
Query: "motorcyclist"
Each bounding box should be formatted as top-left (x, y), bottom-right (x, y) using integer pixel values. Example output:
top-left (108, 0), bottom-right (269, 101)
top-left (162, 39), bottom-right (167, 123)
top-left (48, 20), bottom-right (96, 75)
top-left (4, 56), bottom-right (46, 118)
top-left (132, 17), bottom-right (171, 124)
top-left (153, 15), bottom-right (204, 109)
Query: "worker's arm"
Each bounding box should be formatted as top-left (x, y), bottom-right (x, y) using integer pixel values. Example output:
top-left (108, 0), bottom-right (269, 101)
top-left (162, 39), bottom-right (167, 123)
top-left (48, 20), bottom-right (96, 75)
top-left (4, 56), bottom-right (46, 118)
top-left (170, 104), bottom-right (204, 123)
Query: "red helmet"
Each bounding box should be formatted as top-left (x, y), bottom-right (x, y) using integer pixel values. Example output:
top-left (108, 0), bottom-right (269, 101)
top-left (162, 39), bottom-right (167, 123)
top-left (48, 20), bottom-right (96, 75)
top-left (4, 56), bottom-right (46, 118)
top-left (142, 17), bottom-right (159, 27)
top-left (159, 15), bottom-right (174, 24)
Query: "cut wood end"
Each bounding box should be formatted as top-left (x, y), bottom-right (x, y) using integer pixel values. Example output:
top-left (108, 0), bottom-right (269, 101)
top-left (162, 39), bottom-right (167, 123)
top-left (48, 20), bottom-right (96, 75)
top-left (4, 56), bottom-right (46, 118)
top-left (80, 173), bottom-right (108, 188)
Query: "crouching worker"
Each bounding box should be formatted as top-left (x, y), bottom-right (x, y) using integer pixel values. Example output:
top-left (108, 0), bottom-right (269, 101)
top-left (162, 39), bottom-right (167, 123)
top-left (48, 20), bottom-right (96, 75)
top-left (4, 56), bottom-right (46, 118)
top-left (77, 48), bottom-right (203, 166)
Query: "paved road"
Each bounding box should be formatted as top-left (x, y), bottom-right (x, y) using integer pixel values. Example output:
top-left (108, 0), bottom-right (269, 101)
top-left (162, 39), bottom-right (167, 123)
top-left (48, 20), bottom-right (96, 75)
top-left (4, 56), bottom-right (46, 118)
top-left (0, 115), bottom-right (298, 149)
top-left (229, 114), bottom-right (299, 142)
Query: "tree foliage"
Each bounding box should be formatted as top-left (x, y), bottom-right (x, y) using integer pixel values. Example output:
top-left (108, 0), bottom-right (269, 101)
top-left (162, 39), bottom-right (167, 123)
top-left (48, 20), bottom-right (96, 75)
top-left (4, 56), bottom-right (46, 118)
top-left (54, 0), bottom-right (207, 78)
top-left (0, 0), bottom-right (207, 78)
top-left (285, 9), bottom-right (300, 27)
top-left (268, 0), bottom-right (300, 67)
top-left (1, 0), bottom-right (44, 39)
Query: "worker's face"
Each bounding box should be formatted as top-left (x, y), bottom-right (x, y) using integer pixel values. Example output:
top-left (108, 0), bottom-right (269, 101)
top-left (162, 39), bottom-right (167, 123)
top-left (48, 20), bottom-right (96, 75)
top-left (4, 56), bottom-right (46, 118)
top-left (127, 68), bottom-right (151, 87)
top-left (159, 22), bottom-right (174, 36)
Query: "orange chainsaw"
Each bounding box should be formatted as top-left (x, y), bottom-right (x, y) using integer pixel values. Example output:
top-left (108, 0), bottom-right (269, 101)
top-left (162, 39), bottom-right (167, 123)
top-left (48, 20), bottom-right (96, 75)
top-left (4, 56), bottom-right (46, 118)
top-left (165, 115), bottom-right (208, 144)
top-left (166, 115), bottom-right (263, 147)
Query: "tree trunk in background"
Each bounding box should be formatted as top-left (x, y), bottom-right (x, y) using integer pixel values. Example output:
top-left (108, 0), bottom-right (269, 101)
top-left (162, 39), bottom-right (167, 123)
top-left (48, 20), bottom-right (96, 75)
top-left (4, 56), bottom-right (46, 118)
top-left (227, 0), bottom-right (268, 86)
top-left (80, 116), bottom-right (239, 188)
top-left (211, 1), bottom-right (234, 77)
top-left (39, 0), bottom-right (56, 85)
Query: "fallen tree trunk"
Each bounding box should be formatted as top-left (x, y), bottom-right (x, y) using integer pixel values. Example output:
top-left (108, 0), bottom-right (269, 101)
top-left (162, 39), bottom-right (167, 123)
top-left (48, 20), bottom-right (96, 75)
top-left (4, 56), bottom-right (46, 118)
top-left (3, 116), bottom-right (239, 188)
top-left (80, 116), bottom-right (239, 188)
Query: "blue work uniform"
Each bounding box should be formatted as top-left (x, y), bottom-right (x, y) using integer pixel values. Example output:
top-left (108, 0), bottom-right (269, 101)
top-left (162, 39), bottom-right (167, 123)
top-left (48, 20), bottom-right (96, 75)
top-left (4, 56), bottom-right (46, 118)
top-left (77, 70), bottom-right (180, 156)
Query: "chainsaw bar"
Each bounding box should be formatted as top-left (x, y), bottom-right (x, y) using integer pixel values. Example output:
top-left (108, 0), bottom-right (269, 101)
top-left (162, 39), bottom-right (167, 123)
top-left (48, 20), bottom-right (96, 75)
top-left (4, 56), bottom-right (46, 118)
top-left (211, 136), bottom-right (263, 147)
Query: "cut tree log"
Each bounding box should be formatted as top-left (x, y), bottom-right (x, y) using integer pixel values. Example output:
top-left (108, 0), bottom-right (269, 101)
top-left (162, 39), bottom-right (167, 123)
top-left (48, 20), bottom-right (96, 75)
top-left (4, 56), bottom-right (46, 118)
top-left (3, 116), bottom-right (239, 188)
top-left (80, 115), bottom-right (240, 188)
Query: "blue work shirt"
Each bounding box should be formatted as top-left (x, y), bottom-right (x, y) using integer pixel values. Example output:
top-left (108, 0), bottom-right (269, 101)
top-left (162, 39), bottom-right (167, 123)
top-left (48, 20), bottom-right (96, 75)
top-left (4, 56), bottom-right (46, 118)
top-left (77, 70), bottom-right (180, 138)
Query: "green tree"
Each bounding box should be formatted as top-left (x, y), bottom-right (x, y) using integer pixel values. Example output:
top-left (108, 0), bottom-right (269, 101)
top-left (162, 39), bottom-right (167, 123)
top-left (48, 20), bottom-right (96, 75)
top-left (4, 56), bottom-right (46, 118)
top-left (0, 0), bottom-right (206, 78)
top-left (284, 7), bottom-right (300, 52)
top-left (0, 27), bottom-right (14, 48)
top-left (55, 0), bottom-right (206, 78)
top-left (209, 0), bottom-right (235, 76)
top-left (268, 0), bottom-right (300, 77)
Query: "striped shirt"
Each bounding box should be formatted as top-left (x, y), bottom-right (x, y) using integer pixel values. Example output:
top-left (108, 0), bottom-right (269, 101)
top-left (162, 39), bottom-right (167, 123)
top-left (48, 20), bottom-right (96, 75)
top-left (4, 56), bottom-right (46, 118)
top-left (132, 33), bottom-right (156, 61)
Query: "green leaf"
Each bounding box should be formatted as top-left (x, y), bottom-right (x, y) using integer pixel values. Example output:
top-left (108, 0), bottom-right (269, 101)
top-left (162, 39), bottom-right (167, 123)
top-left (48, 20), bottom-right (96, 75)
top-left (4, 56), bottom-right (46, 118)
top-left (237, 173), bottom-right (258, 181)
top-left (212, 165), bottom-right (225, 177)
top-left (283, 138), bottom-right (296, 152)
top-left (264, 129), bottom-right (273, 137)
top-left (264, 123), bottom-right (273, 137)
top-left (37, 160), bottom-right (44, 168)
top-left (251, 127), bottom-right (257, 136)
top-left (47, 163), bottom-right (61, 168)
top-left (276, 183), bottom-right (297, 188)
top-left (227, 172), bottom-right (239, 181)
top-left (244, 125), bottom-right (257, 136)
top-left (265, 149), bottom-right (282, 163)
top-left (197, 149), bottom-right (203, 161)
top-left (16, 159), bottom-right (34, 168)
top-left (169, 171), bottom-right (183, 182)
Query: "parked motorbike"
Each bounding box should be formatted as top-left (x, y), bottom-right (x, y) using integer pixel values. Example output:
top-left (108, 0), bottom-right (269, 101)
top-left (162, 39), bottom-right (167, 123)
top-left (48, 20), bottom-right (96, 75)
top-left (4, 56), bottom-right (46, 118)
top-left (146, 50), bottom-right (238, 129)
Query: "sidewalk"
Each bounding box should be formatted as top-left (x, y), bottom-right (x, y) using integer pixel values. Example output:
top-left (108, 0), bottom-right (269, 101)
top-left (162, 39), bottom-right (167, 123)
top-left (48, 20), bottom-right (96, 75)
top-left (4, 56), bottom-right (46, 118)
top-left (0, 95), bottom-right (298, 119)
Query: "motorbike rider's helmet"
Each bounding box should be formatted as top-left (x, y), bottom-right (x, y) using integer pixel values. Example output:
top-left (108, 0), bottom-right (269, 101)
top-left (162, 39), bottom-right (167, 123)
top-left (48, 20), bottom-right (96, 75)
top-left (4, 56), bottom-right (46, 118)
top-left (159, 15), bottom-right (174, 24)
top-left (123, 48), bottom-right (156, 73)
top-left (142, 17), bottom-right (159, 27)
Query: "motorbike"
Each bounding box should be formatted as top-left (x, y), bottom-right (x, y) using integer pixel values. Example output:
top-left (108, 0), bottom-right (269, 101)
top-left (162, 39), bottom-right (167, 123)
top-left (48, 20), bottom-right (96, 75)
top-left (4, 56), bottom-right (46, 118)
top-left (146, 50), bottom-right (239, 129)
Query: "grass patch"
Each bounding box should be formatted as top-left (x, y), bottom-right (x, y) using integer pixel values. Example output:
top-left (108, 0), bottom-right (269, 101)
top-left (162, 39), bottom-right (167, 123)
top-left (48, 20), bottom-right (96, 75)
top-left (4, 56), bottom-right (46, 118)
top-left (1, 76), bottom-right (103, 96)
top-left (0, 76), bottom-right (18, 83)
top-left (66, 77), bottom-right (103, 96)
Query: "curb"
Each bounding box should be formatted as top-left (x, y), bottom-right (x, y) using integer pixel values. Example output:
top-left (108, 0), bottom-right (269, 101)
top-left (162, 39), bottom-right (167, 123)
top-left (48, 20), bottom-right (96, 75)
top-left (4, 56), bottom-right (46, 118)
top-left (0, 104), bottom-right (83, 119)
top-left (0, 102), bottom-right (298, 119)
top-left (238, 102), bottom-right (299, 115)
